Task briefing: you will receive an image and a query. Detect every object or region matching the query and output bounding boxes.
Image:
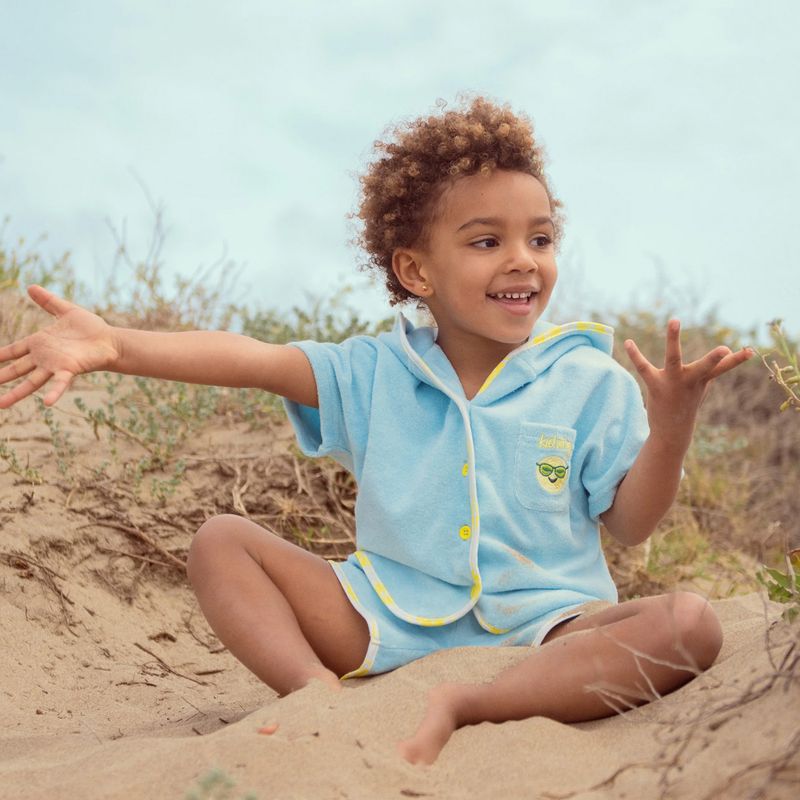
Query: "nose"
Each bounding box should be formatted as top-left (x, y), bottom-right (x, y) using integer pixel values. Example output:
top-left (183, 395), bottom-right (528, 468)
top-left (504, 240), bottom-right (538, 273)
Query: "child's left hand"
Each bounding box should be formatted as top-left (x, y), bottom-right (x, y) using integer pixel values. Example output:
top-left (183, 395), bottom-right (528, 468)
top-left (624, 319), bottom-right (753, 453)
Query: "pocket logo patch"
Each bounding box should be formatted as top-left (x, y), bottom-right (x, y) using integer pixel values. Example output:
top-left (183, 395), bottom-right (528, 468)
top-left (536, 455), bottom-right (569, 494)
top-left (515, 423), bottom-right (576, 510)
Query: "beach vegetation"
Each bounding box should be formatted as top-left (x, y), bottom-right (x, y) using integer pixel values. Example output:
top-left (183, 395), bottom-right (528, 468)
top-left (0, 438), bottom-right (43, 485)
top-left (0, 217), bottom-right (797, 600)
top-left (184, 768), bottom-right (257, 800)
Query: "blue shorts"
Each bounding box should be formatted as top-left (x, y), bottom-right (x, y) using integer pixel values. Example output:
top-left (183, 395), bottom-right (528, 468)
top-left (331, 558), bottom-right (614, 678)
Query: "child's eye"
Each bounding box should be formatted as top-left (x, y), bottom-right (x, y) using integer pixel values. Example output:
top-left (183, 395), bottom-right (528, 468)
top-left (472, 235), bottom-right (552, 249)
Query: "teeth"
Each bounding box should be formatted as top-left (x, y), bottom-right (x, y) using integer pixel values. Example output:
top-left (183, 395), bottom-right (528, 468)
top-left (492, 292), bottom-right (532, 299)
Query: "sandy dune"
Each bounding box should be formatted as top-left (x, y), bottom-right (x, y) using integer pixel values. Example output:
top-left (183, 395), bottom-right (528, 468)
top-left (1, 385), bottom-right (798, 799)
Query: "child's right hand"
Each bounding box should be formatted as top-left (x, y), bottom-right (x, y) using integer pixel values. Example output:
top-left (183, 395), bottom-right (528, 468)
top-left (0, 285), bottom-right (120, 409)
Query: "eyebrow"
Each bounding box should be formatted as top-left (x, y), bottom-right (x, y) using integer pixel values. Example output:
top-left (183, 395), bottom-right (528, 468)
top-left (456, 216), bottom-right (555, 232)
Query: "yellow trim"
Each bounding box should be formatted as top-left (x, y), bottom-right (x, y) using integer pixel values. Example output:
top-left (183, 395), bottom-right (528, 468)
top-left (414, 616), bottom-right (447, 627)
top-left (332, 562), bottom-right (381, 680)
top-left (477, 321), bottom-right (614, 395)
top-left (481, 621), bottom-right (510, 634)
top-left (354, 551), bottom-right (370, 569)
top-left (343, 666), bottom-right (370, 678)
top-left (476, 360), bottom-right (508, 395)
top-left (473, 607), bottom-right (511, 635)
top-left (356, 552), bottom-right (398, 609)
top-left (355, 549), bottom-right (480, 628)
top-left (389, 315), bottom-right (487, 626)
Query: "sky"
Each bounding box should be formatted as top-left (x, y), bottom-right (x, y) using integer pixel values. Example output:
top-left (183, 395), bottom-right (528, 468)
top-left (1, 0), bottom-right (798, 338)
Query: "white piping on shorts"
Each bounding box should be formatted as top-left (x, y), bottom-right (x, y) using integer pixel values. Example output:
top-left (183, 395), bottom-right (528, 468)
top-left (330, 561), bottom-right (381, 680)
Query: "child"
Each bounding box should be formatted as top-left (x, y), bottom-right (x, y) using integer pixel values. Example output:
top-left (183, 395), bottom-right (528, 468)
top-left (0, 95), bottom-right (751, 765)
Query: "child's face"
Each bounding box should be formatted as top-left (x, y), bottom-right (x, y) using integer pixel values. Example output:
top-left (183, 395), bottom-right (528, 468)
top-left (408, 169), bottom-right (557, 357)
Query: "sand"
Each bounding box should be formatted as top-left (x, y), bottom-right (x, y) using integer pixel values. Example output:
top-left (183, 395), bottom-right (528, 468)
top-left (1, 382), bottom-right (798, 799)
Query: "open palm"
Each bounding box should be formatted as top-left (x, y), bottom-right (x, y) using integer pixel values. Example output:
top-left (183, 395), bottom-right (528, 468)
top-left (0, 285), bottom-right (119, 408)
top-left (624, 319), bottom-right (752, 450)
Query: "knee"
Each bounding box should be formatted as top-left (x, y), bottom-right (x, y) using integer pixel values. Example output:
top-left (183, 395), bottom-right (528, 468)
top-left (662, 591), bottom-right (723, 670)
top-left (186, 514), bottom-right (247, 586)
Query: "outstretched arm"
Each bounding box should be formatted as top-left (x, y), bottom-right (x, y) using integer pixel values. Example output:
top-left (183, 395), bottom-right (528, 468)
top-left (0, 285), bottom-right (318, 409)
top-left (600, 319), bottom-right (752, 547)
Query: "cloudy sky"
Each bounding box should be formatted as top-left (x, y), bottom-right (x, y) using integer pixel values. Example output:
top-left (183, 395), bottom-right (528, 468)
top-left (1, 0), bottom-right (798, 337)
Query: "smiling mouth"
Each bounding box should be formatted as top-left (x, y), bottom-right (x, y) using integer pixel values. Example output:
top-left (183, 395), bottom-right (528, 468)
top-left (487, 291), bottom-right (537, 308)
top-left (488, 291), bottom-right (534, 301)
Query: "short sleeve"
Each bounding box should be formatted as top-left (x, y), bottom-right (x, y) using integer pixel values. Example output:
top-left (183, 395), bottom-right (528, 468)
top-left (282, 337), bottom-right (377, 474)
top-left (579, 365), bottom-right (649, 520)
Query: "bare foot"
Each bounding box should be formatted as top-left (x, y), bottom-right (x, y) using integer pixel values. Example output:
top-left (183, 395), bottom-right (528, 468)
top-left (397, 683), bottom-right (464, 765)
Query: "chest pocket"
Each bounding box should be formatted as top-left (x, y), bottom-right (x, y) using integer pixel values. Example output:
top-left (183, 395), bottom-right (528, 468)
top-left (514, 422), bottom-right (577, 512)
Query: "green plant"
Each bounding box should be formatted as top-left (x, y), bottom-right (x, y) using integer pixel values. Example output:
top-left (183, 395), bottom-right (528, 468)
top-left (752, 319), bottom-right (799, 621)
top-left (242, 286), bottom-right (393, 345)
top-left (73, 373), bottom-right (218, 492)
top-left (150, 458), bottom-right (186, 505)
top-left (35, 397), bottom-right (76, 476)
top-left (184, 768), bottom-right (257, 800)
top-left (756, 554), bottom-right (800, 622)
top-left (759, 320), bottom-right (800, 413)
top-left (0, 439), bottom-right (43, 484)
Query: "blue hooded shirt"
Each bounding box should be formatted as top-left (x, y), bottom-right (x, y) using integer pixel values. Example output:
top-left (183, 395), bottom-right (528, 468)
top-left (284, 313), bottom-right (649, 632)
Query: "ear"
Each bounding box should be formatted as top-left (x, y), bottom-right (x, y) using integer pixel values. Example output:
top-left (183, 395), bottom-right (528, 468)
top-left (391, 248), bottom-right (431, 299)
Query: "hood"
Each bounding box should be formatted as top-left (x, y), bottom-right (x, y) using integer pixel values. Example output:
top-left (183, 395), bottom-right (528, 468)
top-left (379, 312), bottom-right (614, 406)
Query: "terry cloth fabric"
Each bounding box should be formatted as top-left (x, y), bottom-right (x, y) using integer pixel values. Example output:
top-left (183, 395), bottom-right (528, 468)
top-left (284, 313), bottom-right (649, 634)
top-left (329, 558), bottom-right (614, 677)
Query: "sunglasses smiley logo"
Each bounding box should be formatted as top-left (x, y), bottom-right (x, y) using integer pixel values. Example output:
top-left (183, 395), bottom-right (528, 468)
top-left (536, 456), bottom-right (569, 494)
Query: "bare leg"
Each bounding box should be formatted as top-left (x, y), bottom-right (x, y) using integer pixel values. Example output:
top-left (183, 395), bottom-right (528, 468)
top-left (398, 592), bottom-right (723, 764)
top-left (186, 514), bottom-right (369, 696)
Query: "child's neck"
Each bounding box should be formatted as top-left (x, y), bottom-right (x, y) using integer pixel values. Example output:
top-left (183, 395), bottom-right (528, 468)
top-left (435, 329), bottom-right (526, 400)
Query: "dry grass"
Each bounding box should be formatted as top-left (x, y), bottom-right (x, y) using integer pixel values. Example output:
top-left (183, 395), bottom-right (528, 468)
top-left (2, 215), bottom-right (799, 800)
top-left (602, 309), bottom-right (800, 598)
top-left (2, 223), bottom-right (799, 603)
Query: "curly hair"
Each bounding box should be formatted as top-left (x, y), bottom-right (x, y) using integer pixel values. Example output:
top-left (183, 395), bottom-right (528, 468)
top-left (353, 94), bottom-right (565, 305)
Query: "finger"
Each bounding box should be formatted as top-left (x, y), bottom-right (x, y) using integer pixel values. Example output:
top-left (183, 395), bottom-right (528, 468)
top-left (0, 367), bottom-right (51, 409)
top-left (688, 345), bottom-right (731, 377)
top-left (0, 354), bottom-right (36, 385)
top-left (624, 339), bottom-right (657, 380)
top-left (0, 338), bottom-right (30, 364)
top-left (706, 347), bottom-right (754, 381)
top-left (42, 369), bottom-right (75, 406)
top-left (664, 319), bottom-right (683, 373)
top-left (27, 284), bottom-right (76, 318)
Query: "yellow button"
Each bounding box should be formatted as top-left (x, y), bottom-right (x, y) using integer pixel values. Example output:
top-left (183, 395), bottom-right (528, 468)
top-left (459, 525), bottom-right (471, 540)
top-left (461, 462), bottom-right (469, 476)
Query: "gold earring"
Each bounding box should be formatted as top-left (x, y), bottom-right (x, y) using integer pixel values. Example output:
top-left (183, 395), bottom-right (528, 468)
top-left (421, 284), bottom-right (429, 292)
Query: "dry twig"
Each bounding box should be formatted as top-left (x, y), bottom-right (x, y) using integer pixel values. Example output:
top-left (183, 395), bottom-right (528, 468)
top-left (78, 519), bottom-right (186, 572)
top-left (0, 549), bottom-right (78, 633)
top-left (133, 641), bottom-right (208, 686)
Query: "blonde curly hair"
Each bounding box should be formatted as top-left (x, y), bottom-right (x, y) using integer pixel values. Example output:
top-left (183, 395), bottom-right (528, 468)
top-left (354, 94), bottom-right (565, 305)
